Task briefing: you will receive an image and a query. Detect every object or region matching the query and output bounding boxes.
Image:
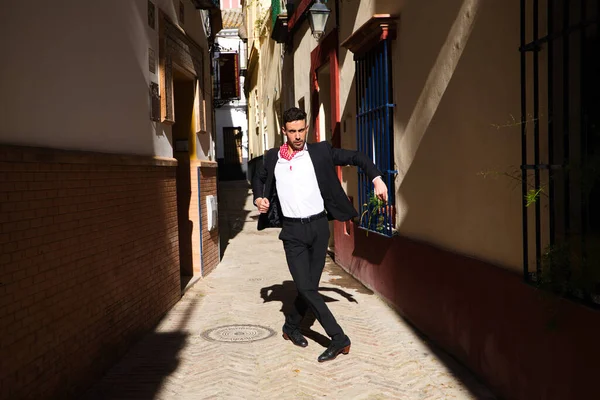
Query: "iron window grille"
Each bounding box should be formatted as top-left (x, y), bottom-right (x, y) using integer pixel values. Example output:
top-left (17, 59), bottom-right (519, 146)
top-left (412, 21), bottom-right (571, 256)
top-left (355, 39), bottom-right (397, 237)
top-left (520, 0), bottom-right (600, 305)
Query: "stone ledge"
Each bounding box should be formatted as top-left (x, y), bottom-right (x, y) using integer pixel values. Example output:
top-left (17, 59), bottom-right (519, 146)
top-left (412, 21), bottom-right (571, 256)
top-left (198, 160), bottom-right (218, 168)
top-left (341, 14), bottom-right (399, 56)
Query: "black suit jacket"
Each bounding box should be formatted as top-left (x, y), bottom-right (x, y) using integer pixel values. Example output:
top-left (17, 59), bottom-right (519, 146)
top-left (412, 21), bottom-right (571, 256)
top-left (252, 141), bottom-right (383, 230)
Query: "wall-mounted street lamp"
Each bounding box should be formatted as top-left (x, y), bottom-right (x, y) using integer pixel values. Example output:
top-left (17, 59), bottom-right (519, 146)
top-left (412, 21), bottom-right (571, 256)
top-left (308, 0), bottom-right (331, 41)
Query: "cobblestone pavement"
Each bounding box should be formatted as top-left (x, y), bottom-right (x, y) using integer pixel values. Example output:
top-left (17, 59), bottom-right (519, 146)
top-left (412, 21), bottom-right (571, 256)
top-left (83, 181), bottom-right (496, 400)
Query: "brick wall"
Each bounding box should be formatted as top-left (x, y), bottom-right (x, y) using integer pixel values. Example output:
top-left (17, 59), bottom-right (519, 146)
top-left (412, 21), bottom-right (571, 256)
top-left (199, 164), bottom-right (219, 276)
top-left (176, 160), bottom-right (219, 277)
top-left (0, 145), bottom-right (181, 399)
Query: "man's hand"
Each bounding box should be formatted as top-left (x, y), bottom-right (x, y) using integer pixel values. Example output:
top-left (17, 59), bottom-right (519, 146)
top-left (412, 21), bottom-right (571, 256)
top-left (373, 177), bottom-right (388, 203)
top-left (255, 197), bottom-right (270, 213)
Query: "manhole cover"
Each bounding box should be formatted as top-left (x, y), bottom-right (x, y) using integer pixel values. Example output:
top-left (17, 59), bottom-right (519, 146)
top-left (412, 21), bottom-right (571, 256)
top-left (201, 325), bottom-right (275, 343)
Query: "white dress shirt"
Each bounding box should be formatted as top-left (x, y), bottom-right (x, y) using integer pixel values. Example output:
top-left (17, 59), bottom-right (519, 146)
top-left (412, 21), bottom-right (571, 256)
top-left (274, 146), bottom-right (325, 218)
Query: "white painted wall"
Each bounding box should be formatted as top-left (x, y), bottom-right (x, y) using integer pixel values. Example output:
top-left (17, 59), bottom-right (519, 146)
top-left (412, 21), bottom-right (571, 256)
top-left (0, 0), bottom-right (212, 159)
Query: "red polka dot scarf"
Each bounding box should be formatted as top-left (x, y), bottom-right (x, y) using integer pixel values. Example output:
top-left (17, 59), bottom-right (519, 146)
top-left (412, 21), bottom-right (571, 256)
top-left (279, 144), bottom-right (300, 162)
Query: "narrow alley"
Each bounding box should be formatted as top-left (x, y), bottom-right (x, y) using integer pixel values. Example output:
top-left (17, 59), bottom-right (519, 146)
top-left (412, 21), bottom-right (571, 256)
top-left (83, 181), bottom-right (495, 400)
top-left (3, 1), bottom-right (600, 399)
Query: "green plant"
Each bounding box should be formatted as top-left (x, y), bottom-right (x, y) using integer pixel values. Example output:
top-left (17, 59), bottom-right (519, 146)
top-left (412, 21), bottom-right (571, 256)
top-left (359, 190), bottom-right (386, 236)
top-left (477, 168), bottom-right (549, 207)
top-left (254, 9), bottom-right (269, 33)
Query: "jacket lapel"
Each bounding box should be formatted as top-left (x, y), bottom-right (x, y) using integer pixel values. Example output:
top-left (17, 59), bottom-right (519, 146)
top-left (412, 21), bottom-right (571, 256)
top-left (306, 143), bottom-right (319, 176)
top-left (265, 150), bottom-right (277, 196)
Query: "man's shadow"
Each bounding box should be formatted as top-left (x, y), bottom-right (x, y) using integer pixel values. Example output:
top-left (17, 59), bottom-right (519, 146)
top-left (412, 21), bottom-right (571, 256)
top-left (260, 281), bottom-right (358, 347)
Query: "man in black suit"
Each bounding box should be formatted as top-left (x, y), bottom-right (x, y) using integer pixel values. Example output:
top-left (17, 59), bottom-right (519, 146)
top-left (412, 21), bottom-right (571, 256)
top-left (252, 107), bottom-right (388, 362)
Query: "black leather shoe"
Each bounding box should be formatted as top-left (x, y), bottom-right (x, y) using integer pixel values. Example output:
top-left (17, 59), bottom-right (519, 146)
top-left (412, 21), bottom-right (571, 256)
top-left (283, 330), bottom-right (308, 347)
top-left (318, 339), bottom-right (351, 362)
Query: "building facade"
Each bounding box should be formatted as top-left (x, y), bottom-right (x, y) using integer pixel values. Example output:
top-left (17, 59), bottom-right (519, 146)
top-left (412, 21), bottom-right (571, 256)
top-left (243, 0), bottom-right (288, 179)
top-left (214, 0), bottom-right (250, 181)
top-left (248, 0), bottom-right (600, 399)
top-left (0, 0), bottom-right (221, 398)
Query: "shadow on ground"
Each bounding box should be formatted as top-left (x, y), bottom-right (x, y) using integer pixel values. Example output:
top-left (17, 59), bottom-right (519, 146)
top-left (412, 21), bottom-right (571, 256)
top-left (260, 279), bottom-right (359, 348)
top-left (218, 180), bottom-right (252, 258)
top-left (266, 254), bottom-right (496, 399)
top-left (81, 298), bottom-right (202, 400)
top-left (81, 332), bottom-right (188, 400)
top-left (330, 256), bottom-right (496, 399)
top-left (398, 315), bottom-right (496, 399)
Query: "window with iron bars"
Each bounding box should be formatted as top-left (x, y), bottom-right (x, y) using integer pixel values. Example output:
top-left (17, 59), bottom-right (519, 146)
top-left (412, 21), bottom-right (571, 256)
top-left (355, 39), bottom-right (396, 237)
top-left (520, 0), bottom-right (600, 305)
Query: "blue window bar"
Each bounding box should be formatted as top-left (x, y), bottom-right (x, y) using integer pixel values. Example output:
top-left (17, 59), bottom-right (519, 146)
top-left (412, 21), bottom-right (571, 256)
top-left (355, 39), bottom-right (397, 237)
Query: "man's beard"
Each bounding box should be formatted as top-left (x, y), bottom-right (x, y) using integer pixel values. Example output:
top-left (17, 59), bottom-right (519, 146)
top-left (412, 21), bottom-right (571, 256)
top-left (289, 139), bottom-right (304, 151)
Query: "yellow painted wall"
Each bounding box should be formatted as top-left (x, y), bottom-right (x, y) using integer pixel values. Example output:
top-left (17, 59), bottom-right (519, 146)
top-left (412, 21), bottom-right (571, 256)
top-left (337, 0), bottom-right (524, 271)
top-left (391, 0), bottom-right (523, 271)
top-left (260, 34), bottom-right (284, 150)
top-left (245, 0), bottom-right (284, 159)
top-left (244, 0), bottom-right (524, 271)
top-left (282, 0), bottom-right (522, 271)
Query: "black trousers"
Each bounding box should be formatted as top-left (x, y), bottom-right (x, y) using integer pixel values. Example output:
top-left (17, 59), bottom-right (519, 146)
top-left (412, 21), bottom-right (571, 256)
top-left (279, 216), bottom-right (346, 346)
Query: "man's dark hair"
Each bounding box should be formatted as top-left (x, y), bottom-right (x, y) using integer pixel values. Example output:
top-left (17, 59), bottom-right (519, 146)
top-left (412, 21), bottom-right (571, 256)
top-left (283, 107), bottom-right (307, 125)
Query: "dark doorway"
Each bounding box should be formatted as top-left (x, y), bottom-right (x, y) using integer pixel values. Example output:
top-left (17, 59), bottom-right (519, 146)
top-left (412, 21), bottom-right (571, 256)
top-left (218, 126), bottom-right (246, 180)
top-left (172, 66), bottom-right (196, 283)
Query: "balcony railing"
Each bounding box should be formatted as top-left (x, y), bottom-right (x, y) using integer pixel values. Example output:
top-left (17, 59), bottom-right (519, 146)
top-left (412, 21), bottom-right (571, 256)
top-left (192, 0), bottom-right (219, 10)
top-left (270, 0), bottom-right (288, 43)
top-left (271, 0), bottom-right (281, 28)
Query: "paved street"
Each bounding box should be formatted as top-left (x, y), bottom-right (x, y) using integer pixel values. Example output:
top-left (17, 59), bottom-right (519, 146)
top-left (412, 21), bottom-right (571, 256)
top-left (83, 181), bottom-right (495, 400)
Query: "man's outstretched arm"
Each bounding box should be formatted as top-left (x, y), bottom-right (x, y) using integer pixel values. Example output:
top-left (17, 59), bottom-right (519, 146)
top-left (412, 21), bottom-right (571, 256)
top-left (328, 143), bottom-right (389, 203)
